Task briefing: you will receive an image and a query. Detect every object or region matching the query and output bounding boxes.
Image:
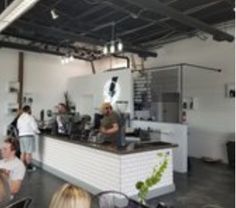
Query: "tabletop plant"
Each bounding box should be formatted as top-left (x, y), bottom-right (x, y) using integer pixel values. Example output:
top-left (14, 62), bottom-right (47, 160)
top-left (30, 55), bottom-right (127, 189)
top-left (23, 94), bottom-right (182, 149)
top-left (135, 152), bottom-right (169, 204)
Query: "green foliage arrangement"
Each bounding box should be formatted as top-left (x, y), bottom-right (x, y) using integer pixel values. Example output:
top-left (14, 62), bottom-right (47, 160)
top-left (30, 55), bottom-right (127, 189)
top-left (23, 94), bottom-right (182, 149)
top-left (135, 152), bottom-right (169, 204)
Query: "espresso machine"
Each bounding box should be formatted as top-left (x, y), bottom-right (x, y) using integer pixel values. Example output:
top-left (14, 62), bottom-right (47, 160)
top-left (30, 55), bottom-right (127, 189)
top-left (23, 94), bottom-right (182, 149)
top-left (115, 100), bottom-right (130, 147)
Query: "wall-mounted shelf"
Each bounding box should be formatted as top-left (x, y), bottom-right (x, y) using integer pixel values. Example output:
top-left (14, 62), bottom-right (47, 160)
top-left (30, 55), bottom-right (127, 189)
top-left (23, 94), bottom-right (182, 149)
top-left (8, 81), bottom-right (20, 93)
top-left (6, 81), bottom-right (20, 115)
top-left (7, 103), bottom-right (19, 115)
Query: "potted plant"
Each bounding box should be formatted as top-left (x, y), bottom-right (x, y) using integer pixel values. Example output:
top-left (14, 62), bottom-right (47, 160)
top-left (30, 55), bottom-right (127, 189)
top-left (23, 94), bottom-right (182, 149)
top-left (64, 91), bottom-right (75, 113)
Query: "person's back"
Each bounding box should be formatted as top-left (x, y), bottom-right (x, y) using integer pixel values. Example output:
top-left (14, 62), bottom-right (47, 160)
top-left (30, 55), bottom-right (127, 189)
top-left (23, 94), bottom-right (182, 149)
top-left (17, 112), bottom-right (39, 136)
top-left (17, 105), bottom-right (39, 171)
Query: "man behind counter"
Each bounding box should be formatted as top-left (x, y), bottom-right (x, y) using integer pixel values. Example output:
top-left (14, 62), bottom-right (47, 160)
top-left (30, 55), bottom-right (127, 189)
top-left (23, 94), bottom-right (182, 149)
top-left (52, 103), bottom-right (71, 136)
top-left (99, 102), bottom-right (124, 148)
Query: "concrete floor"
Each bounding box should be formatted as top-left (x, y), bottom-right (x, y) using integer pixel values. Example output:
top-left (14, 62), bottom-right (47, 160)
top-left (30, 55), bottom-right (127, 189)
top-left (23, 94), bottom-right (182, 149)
top-left (149, 158), bottom-right (235, 208)
top-left (14, 158), bottom-right (234, 208)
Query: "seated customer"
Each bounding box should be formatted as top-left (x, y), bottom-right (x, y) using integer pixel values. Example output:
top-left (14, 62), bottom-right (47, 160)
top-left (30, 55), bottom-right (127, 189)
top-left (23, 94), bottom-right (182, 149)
top-left (49, 183), bottom-right (91, 208)
top-left (0, 171), bottom-right (11, 207)
top-left (0, 138), bottom-right (26, 195)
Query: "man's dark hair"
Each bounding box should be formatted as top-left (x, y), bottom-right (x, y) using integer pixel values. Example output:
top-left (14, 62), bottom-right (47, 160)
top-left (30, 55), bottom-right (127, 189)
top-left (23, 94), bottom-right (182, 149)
top-left (58, 103), bottom-right (67, 110)
top-left (4, 137), bottom-right (18, 151)
top-left (22, 105), bottom-right (31, 113)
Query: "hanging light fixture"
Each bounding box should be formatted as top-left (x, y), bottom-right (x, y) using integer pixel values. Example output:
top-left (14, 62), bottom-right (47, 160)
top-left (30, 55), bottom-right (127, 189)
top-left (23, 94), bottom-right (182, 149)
top-left (102, 23), bottom-right (124, 55)
top-left (69, 55), bottom-right (74, 62)
top-left (61, 57), bottom-right (65, 64)
top-left (117, 40), bottom-right (123, 52)
top-left (64, 56), bottom-right (69, 64)
top-left (103, 45), bottom-right (108, 54)
top-left (110, 41), bottom-right (115, 53)
top-left (61, 54), bottom-right (75, 64)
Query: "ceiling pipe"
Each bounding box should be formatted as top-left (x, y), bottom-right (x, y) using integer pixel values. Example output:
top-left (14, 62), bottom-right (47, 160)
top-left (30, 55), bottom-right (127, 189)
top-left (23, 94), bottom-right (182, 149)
top-left (132, 63), bottom-right (221, 73)
top-left (90, 61), bottom-right (96, 74)
top-left (125, 0), bottom-right (234, 42)
top-left (112, 54), bottom-right (130, 68)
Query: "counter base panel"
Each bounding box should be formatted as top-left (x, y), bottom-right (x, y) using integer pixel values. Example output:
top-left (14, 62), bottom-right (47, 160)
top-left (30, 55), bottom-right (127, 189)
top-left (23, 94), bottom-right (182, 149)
top-left (33, 136), bottom-right (175, 198)
top-left (33, 159), bottom-right (175, 200)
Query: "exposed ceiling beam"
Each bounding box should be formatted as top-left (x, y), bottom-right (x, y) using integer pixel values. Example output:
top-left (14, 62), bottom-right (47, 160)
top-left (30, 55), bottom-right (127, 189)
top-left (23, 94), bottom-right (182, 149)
top-left (222, 0), bottom-right (234, 6)
top-left (102, 1), bottom-right (177, 37)
top-left (125, 0), bottom-right (234, 42)
top-left (118, 22), bottom-right (156, 37)
top-left (0, 41), bottom-right (92, 61)
top-left (74, 4), bottom-right (107, 19)
top-left (126, 1), bottom-right (224, 43)
top-left (144, 31), bottom-right (187, 48)
top-left (91, 10), bottom-right (116, 24)
top-left (8, 20), bottom-right (157, 58)
top-left (132, 29), bottom-right (176, 44)
top-left (2, 32), bottom-right (104, 57)
top-left (14, 20), bottom-right (104, 45)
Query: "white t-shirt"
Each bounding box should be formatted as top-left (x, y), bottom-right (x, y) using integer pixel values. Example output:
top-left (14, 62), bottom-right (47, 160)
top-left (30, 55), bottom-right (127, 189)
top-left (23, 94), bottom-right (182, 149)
top-left (56, 115), bottom-right (66, 134)
top-left (17, 113), bottom-right (40, 136)
top-left (0, 157), bottom-right (26, 181)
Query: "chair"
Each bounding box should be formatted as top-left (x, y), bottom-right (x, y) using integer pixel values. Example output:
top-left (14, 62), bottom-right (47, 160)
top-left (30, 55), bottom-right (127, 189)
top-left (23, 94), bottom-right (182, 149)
top-left (95, 191), bottom-right (148, 208)
top-left (95, 191), bottom-right (130, 208)
top-left (5, 197), bottom-right (32, 208)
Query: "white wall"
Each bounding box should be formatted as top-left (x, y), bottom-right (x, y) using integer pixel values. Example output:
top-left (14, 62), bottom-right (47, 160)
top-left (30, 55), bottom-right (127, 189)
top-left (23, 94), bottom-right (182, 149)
top-left (67, 69), bottom-right (133, 117)
top-left (0, 49), bottom-right (18, 142)
top-left (142, 27), bottom-right (235, 162)
top-left (94, 26), bottom-right (235, 162)
top-left (24, 52), bottom-right (91, 117)
top-left (0, 49), bottom-right (91, 143)
top-left (93, 56), bottom-right (127, 72)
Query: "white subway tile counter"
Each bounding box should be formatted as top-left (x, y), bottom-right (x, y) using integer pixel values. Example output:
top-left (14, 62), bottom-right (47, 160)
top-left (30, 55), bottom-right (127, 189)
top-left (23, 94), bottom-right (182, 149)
top-left (33, 135), bottom-right (176, 199)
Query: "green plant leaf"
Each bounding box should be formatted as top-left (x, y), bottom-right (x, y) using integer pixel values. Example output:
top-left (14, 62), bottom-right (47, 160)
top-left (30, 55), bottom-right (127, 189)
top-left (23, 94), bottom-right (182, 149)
top-left (136, 181), bottom-right (144, 189)
top-left (136, 153), bottom-right (169, 203)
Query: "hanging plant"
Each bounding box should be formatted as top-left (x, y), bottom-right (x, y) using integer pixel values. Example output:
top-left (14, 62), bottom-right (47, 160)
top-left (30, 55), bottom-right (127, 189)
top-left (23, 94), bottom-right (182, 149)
top-left (135, 152), bottom-right (169, 205)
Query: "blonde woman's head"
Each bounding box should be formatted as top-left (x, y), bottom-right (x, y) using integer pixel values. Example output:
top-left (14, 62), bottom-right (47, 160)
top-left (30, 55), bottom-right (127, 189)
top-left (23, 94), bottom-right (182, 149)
top-left (49, 184), bottom-right (91, 208)
top-left (0, 172), bottom-right (11, 205)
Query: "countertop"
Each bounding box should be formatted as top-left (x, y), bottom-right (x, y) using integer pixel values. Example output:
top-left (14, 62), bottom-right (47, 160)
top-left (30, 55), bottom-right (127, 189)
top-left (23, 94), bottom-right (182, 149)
top-left (41, 133), bottom-right (178, 155)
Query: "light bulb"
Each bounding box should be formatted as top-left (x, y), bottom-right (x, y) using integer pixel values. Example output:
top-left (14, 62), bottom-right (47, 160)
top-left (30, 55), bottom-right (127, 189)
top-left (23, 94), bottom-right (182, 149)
top-left (110, 43), bottom-right (115, 53)
top-left (117, 41), bottom-right (123, 51)
top-left (103, 45), bottom-right (108, 54)
top-left (61, 57), bottom-right (65, 64)
top-left (69, 55), bottom-right (74, 62)
top-left (65, 58), bottom-right (69, 64)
